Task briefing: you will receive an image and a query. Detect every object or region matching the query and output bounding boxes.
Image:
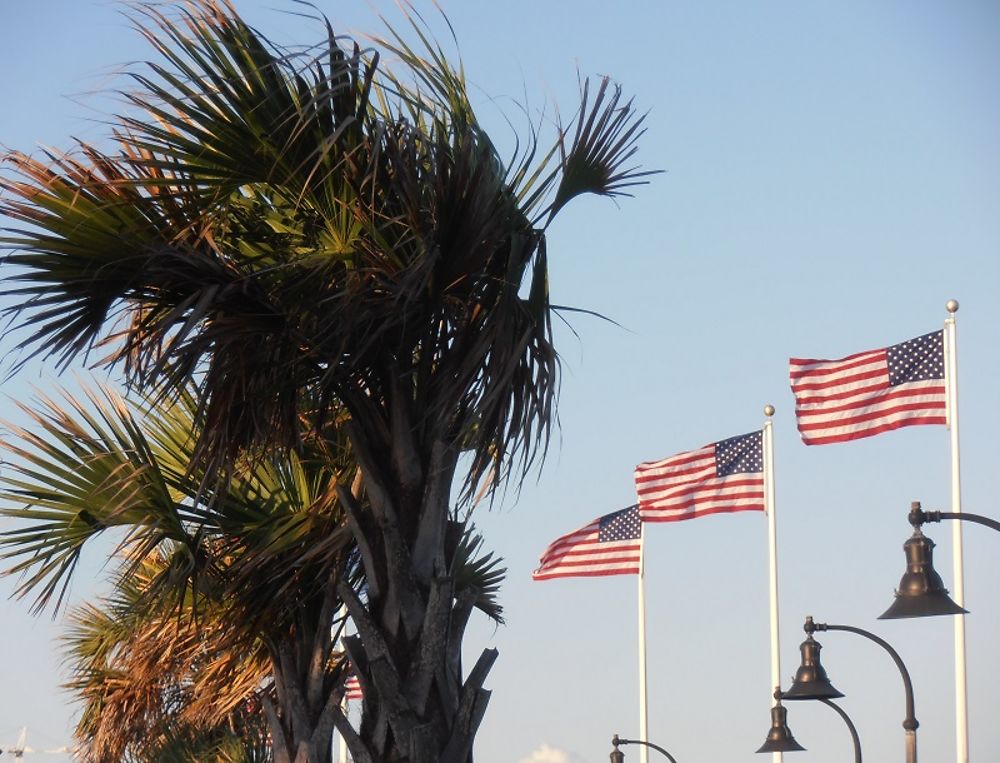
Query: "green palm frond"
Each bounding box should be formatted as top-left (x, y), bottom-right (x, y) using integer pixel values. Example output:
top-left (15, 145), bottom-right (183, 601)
top-left (0, 385), bottom-right (192, 612)
top-left (545, 75), bottom-right (658, 223)
top-left (451, 525), bottom-right (506, 624)
top-left (0, 381), bottom-right (357, 620)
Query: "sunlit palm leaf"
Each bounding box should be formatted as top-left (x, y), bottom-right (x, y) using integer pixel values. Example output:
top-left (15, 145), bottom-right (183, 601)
top-left (0, 385), bottom-right (191, 612)
top-left (64, 548), bottom-right (273, 763)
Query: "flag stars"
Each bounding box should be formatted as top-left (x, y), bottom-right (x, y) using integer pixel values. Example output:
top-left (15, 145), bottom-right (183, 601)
top-left (887, 331), bottom-right (945, 386)
top-left (715, 431), bottom-right (764, 477)
top-left (599, 505), bottom-right (642, 542)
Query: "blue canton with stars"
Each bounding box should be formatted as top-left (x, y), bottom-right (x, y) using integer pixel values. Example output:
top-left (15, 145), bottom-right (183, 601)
top-left (887, 330), bottom-right (944, 386)
top-left (598, 505), bottom-right (642, 542)
top-left (715, 431), bottom-right (763, 477)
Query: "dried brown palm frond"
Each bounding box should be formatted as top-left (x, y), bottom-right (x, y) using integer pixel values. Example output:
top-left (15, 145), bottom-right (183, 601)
top-left (64, 548), bottom-right (273, 763)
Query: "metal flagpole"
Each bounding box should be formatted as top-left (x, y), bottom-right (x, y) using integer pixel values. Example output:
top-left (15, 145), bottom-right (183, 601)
top-left (339, 698), bottom-right (349, 763)
top-left (335, 604), bottom-right (350, 763)
top-left (763, 405), bottom-right (783, 763)
top-left (638, 527), bottom-right (649, 763)
top-left (945, 299), bottom-right (969, 763)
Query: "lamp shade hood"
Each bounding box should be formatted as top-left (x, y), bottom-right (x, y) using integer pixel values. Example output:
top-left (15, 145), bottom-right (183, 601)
top-left (756, 701), bottom-right (805, 754)
top-left (782, 635), bottom-right (844, 700)
top-left (880, 529), bottom-right (968, 619)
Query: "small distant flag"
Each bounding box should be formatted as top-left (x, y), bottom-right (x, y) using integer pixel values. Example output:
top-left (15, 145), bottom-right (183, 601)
top-left (532, 505), bottom-right (643, 581)
top-left (345, 674), bottom-right (362, 701)
top-left (634, 431), bottom-right (765, 521)
top-left (789, 330), bottom-right (947, 445)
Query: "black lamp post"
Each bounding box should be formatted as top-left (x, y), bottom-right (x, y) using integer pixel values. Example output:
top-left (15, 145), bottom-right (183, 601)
top-left (815, 698), bottom-right (863, 763)
top-left (880, 502), bottom-right (969, 619)
top-left (610, 734), bottom-right (678, 763)
top-left (783, 616), bottom-right (918, 763)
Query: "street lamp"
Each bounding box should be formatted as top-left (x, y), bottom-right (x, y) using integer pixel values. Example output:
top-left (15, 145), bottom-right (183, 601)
top-left (610, 734), bottom-right (678, 763)
top-left (783, 616), bottom-right (918, 763)
top-left (754, 687), bottom-right (862, 761)
top-left (881, 501), bottom-right (997, 619)
top-left (754, 688), bottom-right (806, 754)
top-left (782, 631), bottom-right (843, 701)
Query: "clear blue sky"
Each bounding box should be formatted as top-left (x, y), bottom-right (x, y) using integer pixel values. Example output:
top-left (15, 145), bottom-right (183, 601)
top-left (2, 2), bottom-right (999, 762)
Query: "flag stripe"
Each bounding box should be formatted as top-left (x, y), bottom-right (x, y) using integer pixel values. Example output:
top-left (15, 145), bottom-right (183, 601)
top-left (345, 674), bottom-right (362, 701)
top-left (634, 461), bottom-right (715, 487)
top-left (797, 398), bottom-right (946, 432)
top-left (795, 381), bottom-right (942, 413)
top-left (644, 503), bottom-right (765, 523)
top-left (790, 364), bottom-right (889, 393)
top-left (532, 565), bottom-right (643, 581)
top-left (791, 377), bottom-right (891, 405)
top-left (537, 551), bottom-right (643, 568)
top-left (788, 348), bottom-right (885, 379)
top-left (636, 444), bottom-right (715, 472)
top-left (789, 331), bottom-right (946, 445)
top-left (638, 476), bottom-right (764, 504)
top-left (543, 542), bottom-right (643, 559)
top-left (800, 415), bottom-right (948, 445)
top-left (643, 490), bottom-right (764, 522)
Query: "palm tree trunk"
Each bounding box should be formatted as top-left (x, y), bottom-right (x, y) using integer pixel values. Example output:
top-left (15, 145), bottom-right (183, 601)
top-left (333, 391), bottom-right (496, 762)
top-left (264, 576), bottom-right (353, 763)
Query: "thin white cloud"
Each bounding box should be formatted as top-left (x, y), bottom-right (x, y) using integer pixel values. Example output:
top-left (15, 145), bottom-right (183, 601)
top-left (518, 743), bottom-right (585, 763)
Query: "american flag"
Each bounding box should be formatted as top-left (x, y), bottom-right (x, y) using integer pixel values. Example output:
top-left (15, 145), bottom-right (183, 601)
top-left (532, 505), bottom-right (643, 580)
top-left (789, 330), bottom-right (947, 445)
top-left (345, 674), bottom-right (362, 701)
top-left (634, 431), bottom-right (765, 521)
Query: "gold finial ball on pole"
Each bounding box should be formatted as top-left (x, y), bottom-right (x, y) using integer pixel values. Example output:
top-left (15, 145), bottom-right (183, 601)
top-left (764, 404), bottom-right (775, 417)
top-left (946, 299), bottom-right (959, 313)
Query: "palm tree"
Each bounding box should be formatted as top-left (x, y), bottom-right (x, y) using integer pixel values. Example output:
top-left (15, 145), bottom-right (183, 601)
top-left (1, 384), bottom-right (506, 762)
top-left (0, 1), bottom-right (652, 760)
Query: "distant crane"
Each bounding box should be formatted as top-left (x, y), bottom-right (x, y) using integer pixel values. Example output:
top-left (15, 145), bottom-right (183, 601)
top-left (0, 728), bottom-right (72, 759)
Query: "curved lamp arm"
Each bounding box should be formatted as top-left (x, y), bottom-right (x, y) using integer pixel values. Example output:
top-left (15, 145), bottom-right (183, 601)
top-left (806, 618), bottom-right (916, 731)
top-left (817, 698), bottom-right (862, 763)
top-left (910, 501), bottom-right (1000, 534)
top-left (806, 617), bottom-right (917, 763)
top-left (612, 734), bottom-right (678, 763)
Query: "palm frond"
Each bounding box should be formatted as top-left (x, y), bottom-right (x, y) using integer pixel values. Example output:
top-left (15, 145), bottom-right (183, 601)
top-left (545, 76), bottom-right (659, 223)
top-left (451, 526), bottom-right (506, 624)
top-left (63, 547), bottom-right (272, 763)
top-left (0, 384), bottom-right (191, 612)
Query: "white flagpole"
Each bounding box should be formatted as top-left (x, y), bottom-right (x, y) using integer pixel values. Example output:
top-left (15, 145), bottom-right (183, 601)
top-left (763, 405), bottom-right (783, 763)
top-left (335, 604), bottom-right (350, 763)
top-left (338, 700), bottom-right (349, 763)
top-left (638, 524), bottom-right (649, 763)
top-left (945, 299), bottom-right (969, 763)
